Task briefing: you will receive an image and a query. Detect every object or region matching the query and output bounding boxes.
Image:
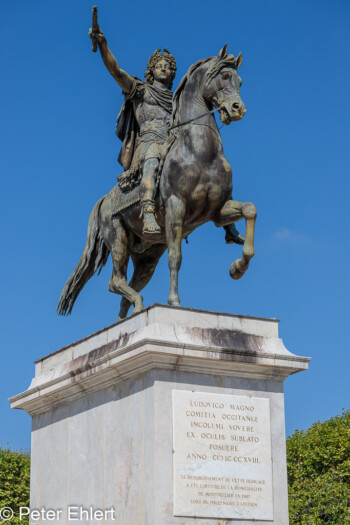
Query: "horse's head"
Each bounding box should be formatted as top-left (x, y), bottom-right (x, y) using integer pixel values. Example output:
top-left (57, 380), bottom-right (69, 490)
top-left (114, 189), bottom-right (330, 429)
top-left (202, 44), bottom-right (246, 125)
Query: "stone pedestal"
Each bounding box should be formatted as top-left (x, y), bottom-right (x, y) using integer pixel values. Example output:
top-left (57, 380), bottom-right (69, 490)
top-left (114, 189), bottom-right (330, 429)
top-left (10, 304), bottom-right (310, 525)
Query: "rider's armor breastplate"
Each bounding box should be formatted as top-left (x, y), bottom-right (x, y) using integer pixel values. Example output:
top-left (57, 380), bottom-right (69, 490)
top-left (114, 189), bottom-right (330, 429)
top-left (134, 87), bottom-right (171, 143)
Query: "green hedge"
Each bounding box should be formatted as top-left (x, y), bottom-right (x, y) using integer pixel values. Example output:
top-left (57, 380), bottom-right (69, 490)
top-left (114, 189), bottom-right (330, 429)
top-left (287, 409), bottom-right (350, 524)
top-left (0, 447), bottom-right (30, 525)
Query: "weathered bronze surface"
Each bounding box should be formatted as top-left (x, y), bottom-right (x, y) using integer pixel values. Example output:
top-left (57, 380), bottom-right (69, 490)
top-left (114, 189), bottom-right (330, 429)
top-left (57, 7), bottom-right (256, 320)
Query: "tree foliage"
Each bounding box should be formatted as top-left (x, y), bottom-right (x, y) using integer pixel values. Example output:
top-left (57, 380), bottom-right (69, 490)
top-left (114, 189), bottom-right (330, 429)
top-left (287, 410), bottom-right (350, 524)
top-left (0, 447), bottom-right (30, 525)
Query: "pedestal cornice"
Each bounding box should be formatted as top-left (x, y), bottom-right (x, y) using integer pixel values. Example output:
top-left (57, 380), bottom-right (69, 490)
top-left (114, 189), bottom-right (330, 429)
top-left (9, 304), bottom-right (310, 416)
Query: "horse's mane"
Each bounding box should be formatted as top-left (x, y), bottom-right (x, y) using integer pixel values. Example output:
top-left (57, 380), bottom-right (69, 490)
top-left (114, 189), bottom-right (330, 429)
top-left (170, 53), bottom-right (237, 127)
top-left (170, 57), bottom-right (213, 127)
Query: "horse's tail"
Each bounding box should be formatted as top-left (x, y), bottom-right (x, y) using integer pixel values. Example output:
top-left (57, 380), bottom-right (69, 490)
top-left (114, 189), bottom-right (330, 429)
top-left (57, 196), bottom-right (110, 316)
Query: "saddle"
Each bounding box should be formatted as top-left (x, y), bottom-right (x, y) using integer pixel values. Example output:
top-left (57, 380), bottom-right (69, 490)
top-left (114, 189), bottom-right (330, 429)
top-left (110, 183), bottom-right (141, 218)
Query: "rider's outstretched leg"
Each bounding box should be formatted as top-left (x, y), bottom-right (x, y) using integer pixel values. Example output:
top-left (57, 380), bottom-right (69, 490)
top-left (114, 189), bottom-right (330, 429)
top-left (140, 158), bottom-right (161, 234)
top-left (165, 195), bottom-right (186, 306)
top-left (224, 223), bottom-right (245, 245)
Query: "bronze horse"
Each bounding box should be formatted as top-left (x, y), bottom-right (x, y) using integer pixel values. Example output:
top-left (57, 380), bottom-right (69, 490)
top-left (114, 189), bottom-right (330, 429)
top-left (57, 45), bottom-right (257, 319)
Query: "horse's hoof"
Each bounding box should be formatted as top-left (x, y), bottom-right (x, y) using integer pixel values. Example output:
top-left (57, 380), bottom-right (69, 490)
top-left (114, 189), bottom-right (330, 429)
top-left (131, 304), bottom-right (144, 315)
top-left (168, 296), bottom-right (180, 307)
top-left (229, 260), bottom-right (248, 280)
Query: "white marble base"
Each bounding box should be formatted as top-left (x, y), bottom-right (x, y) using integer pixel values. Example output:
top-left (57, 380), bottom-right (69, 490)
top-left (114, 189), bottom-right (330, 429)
top-left (10, 304), bottom-right (310, 525)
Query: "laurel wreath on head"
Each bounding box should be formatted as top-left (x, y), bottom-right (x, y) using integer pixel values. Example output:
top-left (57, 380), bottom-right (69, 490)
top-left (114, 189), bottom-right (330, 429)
top-left (144, 48), bottom-right (177, 89)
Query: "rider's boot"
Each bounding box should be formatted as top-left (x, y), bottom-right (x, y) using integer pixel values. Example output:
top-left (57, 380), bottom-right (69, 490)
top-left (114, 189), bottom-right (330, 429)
top-left (141, 199), bottom-right (161, 234)
top-left (224, 223), bottom-right (245, 245)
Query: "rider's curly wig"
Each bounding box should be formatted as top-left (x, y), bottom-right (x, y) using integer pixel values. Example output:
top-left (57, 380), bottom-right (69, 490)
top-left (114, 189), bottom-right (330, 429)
top-left (144, 48), bottom-right (177, 89)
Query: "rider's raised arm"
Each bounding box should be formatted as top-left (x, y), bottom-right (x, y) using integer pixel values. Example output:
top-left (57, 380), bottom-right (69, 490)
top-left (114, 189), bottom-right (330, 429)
top-left (89, 27), bottom-right (134, 94)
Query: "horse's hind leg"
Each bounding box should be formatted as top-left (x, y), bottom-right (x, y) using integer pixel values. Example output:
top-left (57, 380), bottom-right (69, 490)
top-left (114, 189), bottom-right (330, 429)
top-left (118, 244), bottom-right (166, 320)
top-left (165, 196), bottom-right (186, 306)
top-left (214, 199), bottom-right (257, 279)
top-left (108, 218), bottom-right (144, 315)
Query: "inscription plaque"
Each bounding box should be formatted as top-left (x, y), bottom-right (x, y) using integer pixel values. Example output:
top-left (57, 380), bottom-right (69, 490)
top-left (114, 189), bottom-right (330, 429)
top-left (172, 390), bottom-right (274, 520)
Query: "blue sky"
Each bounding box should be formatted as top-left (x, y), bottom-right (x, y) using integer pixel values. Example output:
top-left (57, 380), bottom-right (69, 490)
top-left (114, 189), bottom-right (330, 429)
top-left (1, 0), bottom-right (349, 451)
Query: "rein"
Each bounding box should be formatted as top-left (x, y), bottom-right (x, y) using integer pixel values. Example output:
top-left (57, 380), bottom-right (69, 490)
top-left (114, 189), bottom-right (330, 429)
top-left (168, 106), bottom-right (220, 131)
top-left (168, 91), bottom-right (236, 131)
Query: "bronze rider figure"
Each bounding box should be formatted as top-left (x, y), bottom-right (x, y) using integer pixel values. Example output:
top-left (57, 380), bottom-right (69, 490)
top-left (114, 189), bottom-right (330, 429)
top-left (89, 23), bottom-right (243, 243)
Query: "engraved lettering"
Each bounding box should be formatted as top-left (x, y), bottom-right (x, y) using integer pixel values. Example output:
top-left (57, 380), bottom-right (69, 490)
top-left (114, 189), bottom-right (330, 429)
top-left (173, 391), bottom-right (273, 520)
top-left (186, 411), bottom-right (216, 418)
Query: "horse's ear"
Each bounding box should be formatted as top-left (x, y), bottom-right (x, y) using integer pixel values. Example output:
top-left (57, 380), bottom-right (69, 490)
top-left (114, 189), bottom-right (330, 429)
top-left (217, 44), bottom-right (228, 59)
top-left (235, 52), bottom-right (243, 68)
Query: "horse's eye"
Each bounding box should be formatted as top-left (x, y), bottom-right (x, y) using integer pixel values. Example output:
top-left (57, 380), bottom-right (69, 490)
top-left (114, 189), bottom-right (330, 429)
top-left (221, 72), bottom-right (230, 80)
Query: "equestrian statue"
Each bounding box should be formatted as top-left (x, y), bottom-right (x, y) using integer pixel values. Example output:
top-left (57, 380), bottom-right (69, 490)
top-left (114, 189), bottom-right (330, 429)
top-left (57, 6), bottom-right (257, 320)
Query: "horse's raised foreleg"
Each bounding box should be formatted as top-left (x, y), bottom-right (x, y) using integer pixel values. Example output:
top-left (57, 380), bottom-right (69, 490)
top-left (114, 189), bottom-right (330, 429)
top-left (214, 200), bottom-right (257, 280)
top-left (165, 196), bottom-right (186, 306)
top-left (107, 218), bottom-right (144, 316)
top-left (118, 244), bottom-right (166, 320)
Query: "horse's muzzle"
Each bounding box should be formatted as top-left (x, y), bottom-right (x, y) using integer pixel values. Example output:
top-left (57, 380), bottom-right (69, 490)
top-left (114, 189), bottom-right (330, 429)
top-left (219, 100), bottom-right (247, 124)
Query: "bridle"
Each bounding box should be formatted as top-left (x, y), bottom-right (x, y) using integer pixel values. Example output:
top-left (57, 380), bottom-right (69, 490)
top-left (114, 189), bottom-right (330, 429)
top-left (168, 80), bottom-right (239, 132)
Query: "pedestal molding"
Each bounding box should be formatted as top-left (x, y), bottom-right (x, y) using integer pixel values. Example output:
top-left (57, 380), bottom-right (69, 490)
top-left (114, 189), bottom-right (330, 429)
top-left (10, 306), bottom-right (310, 417)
